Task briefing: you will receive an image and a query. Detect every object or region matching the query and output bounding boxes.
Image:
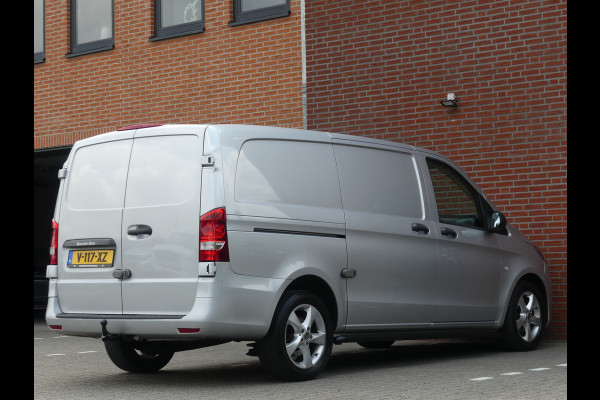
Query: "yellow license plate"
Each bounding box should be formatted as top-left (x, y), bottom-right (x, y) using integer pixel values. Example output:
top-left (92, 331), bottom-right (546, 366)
top-left (67, 250), bottom-right (114, 268)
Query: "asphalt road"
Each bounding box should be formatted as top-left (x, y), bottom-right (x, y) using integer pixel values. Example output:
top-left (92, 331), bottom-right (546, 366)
top-left (34, 314), bottom-right (567, 399)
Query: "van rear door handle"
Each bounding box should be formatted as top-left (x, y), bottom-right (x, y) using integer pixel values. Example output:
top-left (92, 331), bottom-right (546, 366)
top-left (411, 223), bottom-right (430, 235)
top-left (127, 225), bottom-right (152, 237)
top-left (112, 269), bottom-right (132, 280)
top-left (441, 227), bottom-right (457, 239)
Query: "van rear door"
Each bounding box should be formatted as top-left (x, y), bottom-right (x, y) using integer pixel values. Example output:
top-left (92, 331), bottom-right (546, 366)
top-left (56, 131), bottom-right (134, 315)
top-left (120, 130), bottom-right (203, 315)
top-left (56, 126), bottom-right (205, 317)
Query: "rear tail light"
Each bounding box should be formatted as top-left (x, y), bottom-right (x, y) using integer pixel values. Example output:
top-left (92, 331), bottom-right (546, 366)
top-left (49, 219), bottom-right (59, 265)
top-left (200, 207), bottom-right (230, 262)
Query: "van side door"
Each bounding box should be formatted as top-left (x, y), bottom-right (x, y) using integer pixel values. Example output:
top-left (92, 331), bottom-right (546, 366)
top-left (419, 154), bottom-right (503, 323)
top-left (334, 143), bottom-right (437, 329)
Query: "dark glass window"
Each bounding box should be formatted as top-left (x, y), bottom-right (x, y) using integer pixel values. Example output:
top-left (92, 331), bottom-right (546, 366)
top-left (426, 158), bottom-right (485, 229)
top-left (68, 0), bottom-right (114, 57)
top-left (34, 0), bottom-right (45, 63)
top-left (152, 0), bottom-right (205, 41)
top-left (231, 0), bottom-right (290, 26)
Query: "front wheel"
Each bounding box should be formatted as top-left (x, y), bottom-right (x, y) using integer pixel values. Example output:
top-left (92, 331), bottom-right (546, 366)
top-left (500, 281), bottom-right (546, 351)
top-left (256, 291), bottom-right (333, 381)
top-left (104, 340), bottom-right (174, 373)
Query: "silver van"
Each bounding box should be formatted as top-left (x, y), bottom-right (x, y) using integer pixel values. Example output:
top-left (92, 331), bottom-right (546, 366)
top-left (46, 124), bottom-right (551, 381)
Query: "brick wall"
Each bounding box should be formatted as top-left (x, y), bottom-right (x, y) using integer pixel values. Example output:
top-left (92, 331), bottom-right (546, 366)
top-left (34, 0), bottom-right (304, 149)
top-left (306, 0), bottom-right (567, 340)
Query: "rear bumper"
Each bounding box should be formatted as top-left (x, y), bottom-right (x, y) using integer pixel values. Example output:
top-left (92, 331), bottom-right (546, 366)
top-left (45, 266), bottom-right (286, 341)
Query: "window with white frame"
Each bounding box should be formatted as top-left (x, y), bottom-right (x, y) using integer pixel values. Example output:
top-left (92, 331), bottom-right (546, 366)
top-left (152, 0), bottom-right (205, 41)
top-left (231, 0), bottom-right (290, 26)
top-left (68, 0), bottom-right (114, 57)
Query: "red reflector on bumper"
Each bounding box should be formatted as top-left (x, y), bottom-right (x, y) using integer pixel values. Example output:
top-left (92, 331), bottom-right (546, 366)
top-left (48, 325), bottom-right (62, 330)
top-left (178, 328), bottom-right (200, 334)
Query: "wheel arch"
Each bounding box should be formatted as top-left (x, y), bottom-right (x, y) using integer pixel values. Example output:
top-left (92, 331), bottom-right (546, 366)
top-left (281, 274), bottom-right (340, 331)
top-left (500, 272), bottom-right (550, 328)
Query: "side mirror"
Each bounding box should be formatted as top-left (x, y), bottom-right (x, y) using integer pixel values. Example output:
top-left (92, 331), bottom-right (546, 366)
top-left (488, 211), bottom-right (507, 233)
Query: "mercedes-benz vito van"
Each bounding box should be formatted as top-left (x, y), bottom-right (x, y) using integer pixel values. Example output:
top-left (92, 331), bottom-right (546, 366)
top-left (46, 124), bottom-right (551, 381)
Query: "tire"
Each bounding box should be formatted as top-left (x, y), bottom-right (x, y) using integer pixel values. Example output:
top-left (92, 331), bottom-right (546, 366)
top-left (104, 340), bottom-right (174, 373)
top-left (256, 291), bottom-right (333, 381)
top-left (357, 340), bottom-right (395, 349)
top-left (500, 281), bottom-right (546, 351)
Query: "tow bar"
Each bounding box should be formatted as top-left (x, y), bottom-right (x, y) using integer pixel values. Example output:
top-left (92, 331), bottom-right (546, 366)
top-left (100, 319), bottom-right (113, 342)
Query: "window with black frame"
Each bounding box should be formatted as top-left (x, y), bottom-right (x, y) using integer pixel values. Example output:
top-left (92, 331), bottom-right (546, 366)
top-left (34, 0), bottom-right (45, 63)
top-left (426, 158), bottom-right (485, 229)
top-left (68, 0), bottom-right (114, 57)
top-left (231, 0), bottom-right (290, 26)
top-left (152, 0), bottom-right (205, 41)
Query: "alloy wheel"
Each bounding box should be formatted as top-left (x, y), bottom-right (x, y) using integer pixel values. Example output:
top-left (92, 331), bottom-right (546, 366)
top-left (514, 291), bottom-right (542, 343)
top-left (285, 304), bottom-right (327, 369)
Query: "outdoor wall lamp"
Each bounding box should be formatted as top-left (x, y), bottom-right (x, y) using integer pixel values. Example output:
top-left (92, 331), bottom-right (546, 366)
top-left (440, 93), bottom-right (458, 109)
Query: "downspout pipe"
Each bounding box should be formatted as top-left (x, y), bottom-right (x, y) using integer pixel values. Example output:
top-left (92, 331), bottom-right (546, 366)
top-left (301, 0), bottom-right (307, 130)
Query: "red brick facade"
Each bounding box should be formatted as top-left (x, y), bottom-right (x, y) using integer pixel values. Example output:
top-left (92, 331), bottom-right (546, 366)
top-left (34, 1), bottom-right (304, 148)
top-left (306, 0), bottom-right (566, 340)
top-left (34, 1), bottom-right (566, 340)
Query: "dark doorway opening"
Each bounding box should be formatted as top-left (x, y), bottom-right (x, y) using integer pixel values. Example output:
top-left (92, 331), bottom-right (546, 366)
top-left (34, 146), bottom-right (71, 310)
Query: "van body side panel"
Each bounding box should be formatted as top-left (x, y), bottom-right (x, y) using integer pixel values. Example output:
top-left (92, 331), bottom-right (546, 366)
top-left (334, 144), bottom-right (437, 329)
top-left (219, 129), bottom-right (348, 329)
top-left (222, 133), bottom-right (346, 276)
top-left (120, 134), bottom-right (202, 315)
top-left (55, 135), bottom-right (134, 314)
top-left (226, 228), bottom-right (347, 330)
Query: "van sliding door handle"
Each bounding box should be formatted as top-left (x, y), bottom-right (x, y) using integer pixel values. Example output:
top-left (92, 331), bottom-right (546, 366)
top-left (411, 223), bottom-right (430, 235)
top-left (441, 227), bottom-right (457, 239)
top-left (127, 225), bottom-right (152, 237)
top-left (341, 268), bottom-right (357, 278)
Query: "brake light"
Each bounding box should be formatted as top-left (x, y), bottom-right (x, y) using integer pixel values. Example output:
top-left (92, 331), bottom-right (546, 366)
top-left (199, 208), bottom-right (230, 262)
top-left (49, 219), bottom-right (59, 265)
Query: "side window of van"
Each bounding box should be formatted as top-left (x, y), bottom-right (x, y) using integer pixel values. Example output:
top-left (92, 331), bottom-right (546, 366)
top-left (426, 158), bottom-right (484, 228)
top-left (235, 140), bottom-right (342, 209)
top-left (334, 145), bottom-right (424, 218)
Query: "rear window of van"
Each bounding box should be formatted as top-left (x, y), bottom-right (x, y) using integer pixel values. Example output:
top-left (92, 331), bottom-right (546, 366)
top-left (65, 141), bottom-right (131, 210)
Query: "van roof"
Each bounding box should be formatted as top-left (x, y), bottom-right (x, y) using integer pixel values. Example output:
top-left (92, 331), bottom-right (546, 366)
top-left (78, 123), bottom-right (441, 158)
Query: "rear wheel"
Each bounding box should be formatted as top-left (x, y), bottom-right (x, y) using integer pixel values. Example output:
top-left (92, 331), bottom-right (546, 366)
top-left (104, 340), bottom-right (174, 373)
top-left (501, 281), bottom-right (546, 351)
top-left (256, 291), bottom-right (333, 381)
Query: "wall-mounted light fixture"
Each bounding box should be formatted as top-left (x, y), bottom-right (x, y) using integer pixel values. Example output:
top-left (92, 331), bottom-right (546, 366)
top-left (440, 92), bottom-right (458, 109)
